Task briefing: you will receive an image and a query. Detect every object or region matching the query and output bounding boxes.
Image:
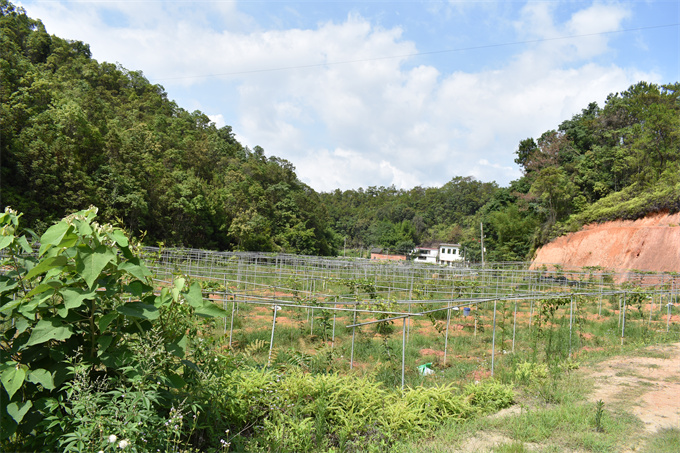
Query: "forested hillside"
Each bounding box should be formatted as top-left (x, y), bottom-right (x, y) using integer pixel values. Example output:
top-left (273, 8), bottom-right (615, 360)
top-left (0, 1), bottom-right (335, 255)
top-left (2, 1), bottom-right (678, 261)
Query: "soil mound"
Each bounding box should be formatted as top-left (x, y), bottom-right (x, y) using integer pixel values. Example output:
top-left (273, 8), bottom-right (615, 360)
top-left (531, 212), bottom-right (680, 273)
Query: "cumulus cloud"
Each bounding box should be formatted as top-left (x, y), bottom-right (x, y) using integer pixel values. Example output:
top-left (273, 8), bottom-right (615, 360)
top-left (18, 0), bottom-right (661, 192)
top-left (208, 114), bottom-right (226, 129)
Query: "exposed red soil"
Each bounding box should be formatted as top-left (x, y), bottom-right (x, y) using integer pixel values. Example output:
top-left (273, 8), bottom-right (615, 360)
top-left (532, 212), bottom-right (680, 274)
top-left (419, 348), bottom-right (445, 357)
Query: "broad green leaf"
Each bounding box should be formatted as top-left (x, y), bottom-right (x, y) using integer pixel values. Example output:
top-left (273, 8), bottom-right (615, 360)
top-left (1, 364), bottom-right (27, 399)
top-left (16, 236), bottom-right (32, 254)
top-left (167, 372), bottom-right (186, 389)
top-left (109, 229), bottom-right (129, 248)
top-left (15, 317), bottom-right (30, 335)
top-left (181, 359), bottom-right (201, 373)
top-left (25, 256), bottom-right (68, 280)
top-left (0, 298), bottom-right (22, 315)
top-left (7, 400), bottom-right (32, 424)
top-left (165, 335), bottom-right (187, 358)
top-left (61, 287), bottom-right (97, 311)
top-left (117, 260), bottom-right (151, 282)
top-left (172, 278), bottom-right (186, 302)
top-left (24, 318), bottom-right (74, 347)
top-left (18, 292), bottom-right (54, 318)
top-left (39, 222), bottom-right (71, 255)
top-left (154, 288), bottom-right (173, 308)
top-left (184, 282), bottom-right (203, 308)
top-left (27, 369), bottom-right (54, 390)
top-left (0, 235), bottom-right (13, 251)
top-left (76, 245), bottom-right (115, 289)
top-left (25, 280), bottom-right (60, 298)
top-left (74, 219), bottom-right (92, 237)
top-left (99, 312), bottom-right (118, 331)
top-left (55, 232), bottom-right (78, 250)
top-left (125, 280), bottom-right (153, 297)
top-left (195, 302), bottom-right (229, 318)
top-left (0, 276), bottom-right (18, 295)
top-left (116, 302), bottom-right (159, 320)
top-left (97, 335), bottom-right (113, 356)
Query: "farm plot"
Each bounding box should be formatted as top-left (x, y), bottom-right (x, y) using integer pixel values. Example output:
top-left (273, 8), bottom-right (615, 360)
top-left (142, 247), bottom-right (680, 389)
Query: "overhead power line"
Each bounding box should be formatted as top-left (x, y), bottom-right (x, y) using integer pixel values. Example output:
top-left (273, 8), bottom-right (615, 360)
top-left (152, 23), bottom-right (679, 81)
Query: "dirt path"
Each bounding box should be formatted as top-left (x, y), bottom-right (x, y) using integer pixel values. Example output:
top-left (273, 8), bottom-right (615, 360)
top-left (587, 342), bottom-right (680, 434)
top-left (445, 343), bottom-right (680, 452)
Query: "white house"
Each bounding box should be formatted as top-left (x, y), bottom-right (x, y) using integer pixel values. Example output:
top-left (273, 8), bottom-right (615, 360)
top-left (412, 247), bottom-right (438, 264)
top-left (438, 243), bottom-right (464, 265)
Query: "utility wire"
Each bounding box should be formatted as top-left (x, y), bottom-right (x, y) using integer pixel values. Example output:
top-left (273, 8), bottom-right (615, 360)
top-left (152, 23), bottom-right (678, 81)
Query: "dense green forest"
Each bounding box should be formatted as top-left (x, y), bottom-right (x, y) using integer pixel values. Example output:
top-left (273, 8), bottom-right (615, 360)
top-left (2, 1), bottom-right (679, 261)
top-left (0, 1), bottom-right (335, 255)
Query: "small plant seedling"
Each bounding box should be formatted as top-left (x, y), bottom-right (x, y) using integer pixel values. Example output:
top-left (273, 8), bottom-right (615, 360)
top-left (594, 399), bottom-right (605, 433)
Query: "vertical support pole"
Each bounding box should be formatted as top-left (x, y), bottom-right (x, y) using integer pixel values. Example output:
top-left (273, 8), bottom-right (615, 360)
top-left (569, 295), bottom-right (574, 359)
top-left (223, 274), bottom-right (228, 336)
top-left (621, 293), bottom-right (627, 346)
top-left (401, 317), bottom-right (406, 391)
top-left (268, 305), bottom-right (278, 366)
top-left (229, 298), bottom-right (236, 349)
top-left (480, 222), bottom-right (485, 268)
top-left (350, 303), bottom-right (357, 370)
top-left (407, 271), bottom-right (414, 341)
top-left (598, 274), bottom-right (603, 317)
top-left (444, 304), bottom-right (452, 366)
top-left (491, 300), bottom-right (497, 377)
top-left (331, 303), bottom-right (337, 348)
top-left (667, 302), bottom-right (672, 333)
top-left (512, 300), bottom-right (518, 354)
top-left (310, 308), bottom-right (314, 336)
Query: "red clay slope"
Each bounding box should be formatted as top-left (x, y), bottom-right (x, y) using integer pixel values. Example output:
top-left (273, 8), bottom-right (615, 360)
top-left (531, 212), bottom-right (680, 273)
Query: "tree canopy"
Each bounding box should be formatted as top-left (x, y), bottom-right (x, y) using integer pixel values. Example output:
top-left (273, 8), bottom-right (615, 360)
top-left (1, 0), bottom-right (335, 255)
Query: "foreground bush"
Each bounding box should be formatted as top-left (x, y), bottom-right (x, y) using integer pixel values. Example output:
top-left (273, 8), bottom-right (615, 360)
top-left (202, 367), bottom-right (513, 452)
top-left (0, 207), bottom-right (226, 451)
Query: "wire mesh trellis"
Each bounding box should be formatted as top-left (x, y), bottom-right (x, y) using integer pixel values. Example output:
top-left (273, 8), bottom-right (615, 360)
top-left (2, 244), bottom-right (678, 389)
top-left (137, 247), bottom-right (680, 388)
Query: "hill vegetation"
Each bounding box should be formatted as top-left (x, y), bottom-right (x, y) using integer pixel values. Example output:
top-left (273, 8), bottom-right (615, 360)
top-left (1, 0), bottom-right (679, 261)
top-left (1, 0), bottom-right (334, 255)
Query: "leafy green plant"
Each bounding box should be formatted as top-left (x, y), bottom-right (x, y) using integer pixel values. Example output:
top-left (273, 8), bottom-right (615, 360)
top-left (514, 361), bottom-right (549, 386)
top-left (0, 207), bottom-right (227, 450)
top-left (594, 399), bottom-right (605, 433)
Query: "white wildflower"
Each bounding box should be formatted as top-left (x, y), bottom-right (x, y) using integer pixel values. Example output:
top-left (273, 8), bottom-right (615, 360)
top-left (108, 434), bottom-right (117, 443)
top-left (118, 439), bottom-right (130, 449)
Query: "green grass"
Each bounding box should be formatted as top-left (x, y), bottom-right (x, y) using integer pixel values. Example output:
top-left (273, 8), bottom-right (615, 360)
top-left (642, 428), bottom-right (680, 453)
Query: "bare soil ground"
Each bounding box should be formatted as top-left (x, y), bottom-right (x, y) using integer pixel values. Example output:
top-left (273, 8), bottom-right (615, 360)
top-left (531, 212), bottom-right (680, 274)
top-left (451, 343), bottom-right (680, 452)
top-left (588, 342), bottom-right (680, 435)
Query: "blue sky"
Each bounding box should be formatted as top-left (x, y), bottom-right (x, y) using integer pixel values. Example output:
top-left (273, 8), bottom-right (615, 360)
top-left (17, 0), bottom-right (680, 192)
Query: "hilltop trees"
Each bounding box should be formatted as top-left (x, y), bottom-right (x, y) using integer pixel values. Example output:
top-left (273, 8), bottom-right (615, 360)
top-left (0, 1), bottom-right (335, 255)
top-left (505, 81), bottom-right (680, 250)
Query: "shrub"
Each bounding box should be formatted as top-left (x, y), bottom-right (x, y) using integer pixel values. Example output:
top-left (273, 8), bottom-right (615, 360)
top-left (0, 207), bottom-right (226, 451)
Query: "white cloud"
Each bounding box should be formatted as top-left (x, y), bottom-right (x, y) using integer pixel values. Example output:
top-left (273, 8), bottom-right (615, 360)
top-left (18, 1), bottom-right (664, 192)
top-left (208, 114), bottom-right (226, 129)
